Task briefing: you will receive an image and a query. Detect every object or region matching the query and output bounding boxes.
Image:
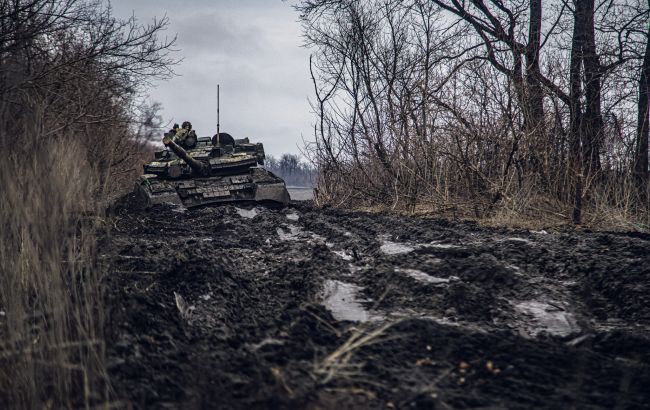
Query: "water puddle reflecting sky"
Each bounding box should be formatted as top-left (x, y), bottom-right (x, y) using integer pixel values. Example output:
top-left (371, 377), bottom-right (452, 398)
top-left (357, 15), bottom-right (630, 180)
top-left (276, 225), bottom-right (302, 241)
top-left (320, 280), bottom-right (372, 322)
top-left (380, 241), bottom-right (415, 255)
top-left (514, 301), bottom-right (579, 337)
top-left (378, 235), bottom-right (460, 255)
top-left (236, 207), bottom-right (258, 219)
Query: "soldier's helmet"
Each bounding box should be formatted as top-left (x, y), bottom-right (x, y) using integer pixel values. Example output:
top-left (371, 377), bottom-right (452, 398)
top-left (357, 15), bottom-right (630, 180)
top-left (182, 121), bottom-right (192, 130)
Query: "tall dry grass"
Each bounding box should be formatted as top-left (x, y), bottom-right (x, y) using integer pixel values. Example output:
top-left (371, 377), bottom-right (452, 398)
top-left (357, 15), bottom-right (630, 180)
top-left (0, 1), bottom-right (174, 405)
top-left (0, 121), bottom-right (110, 407)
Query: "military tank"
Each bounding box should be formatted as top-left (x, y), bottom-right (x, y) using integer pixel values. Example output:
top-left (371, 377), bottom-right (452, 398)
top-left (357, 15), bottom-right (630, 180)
top-left (134, 132), bottom-right (290, 208)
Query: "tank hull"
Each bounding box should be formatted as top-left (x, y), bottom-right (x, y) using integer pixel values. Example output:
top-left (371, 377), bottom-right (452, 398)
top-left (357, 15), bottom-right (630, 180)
top-left (134, 167), bottom-right (290, 208)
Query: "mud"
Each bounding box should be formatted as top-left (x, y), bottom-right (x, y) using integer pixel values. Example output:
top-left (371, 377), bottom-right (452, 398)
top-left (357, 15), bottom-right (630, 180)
top-left (105, 195), bottom-right (650, 409)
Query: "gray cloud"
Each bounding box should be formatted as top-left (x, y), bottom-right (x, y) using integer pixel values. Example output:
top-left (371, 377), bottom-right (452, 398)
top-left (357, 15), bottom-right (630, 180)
top-left (173, 11), bottom-right (266, 56)
top-left (113, 0), bottom-right (313, 157)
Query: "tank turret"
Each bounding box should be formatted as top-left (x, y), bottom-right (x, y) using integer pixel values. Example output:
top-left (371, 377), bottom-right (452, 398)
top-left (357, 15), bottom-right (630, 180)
top-left (162, 134), bottom-right (209, 176)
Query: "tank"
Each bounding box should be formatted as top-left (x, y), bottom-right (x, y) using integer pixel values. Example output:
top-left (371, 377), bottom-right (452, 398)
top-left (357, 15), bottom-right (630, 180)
top-left (134, 133), bottom-right (290, 208)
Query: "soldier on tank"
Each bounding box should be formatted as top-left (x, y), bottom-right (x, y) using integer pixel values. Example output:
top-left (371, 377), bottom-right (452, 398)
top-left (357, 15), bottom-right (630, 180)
top-left (164, 121), bottom-right (197, 149)
top-left (166, 123), bottom-right (180, 136)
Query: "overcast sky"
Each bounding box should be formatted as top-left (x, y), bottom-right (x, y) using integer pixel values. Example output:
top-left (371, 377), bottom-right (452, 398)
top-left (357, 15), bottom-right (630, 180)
top-left (112, 0), bottom-right (313, 158)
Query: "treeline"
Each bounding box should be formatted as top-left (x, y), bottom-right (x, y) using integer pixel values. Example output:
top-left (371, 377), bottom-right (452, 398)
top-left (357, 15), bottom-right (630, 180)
top-left (0, 0), bottom-right (173, 407)
top-left (298, 0), bottom-right (650, 227)
top-left (266, 153), bottom-right (315, 187)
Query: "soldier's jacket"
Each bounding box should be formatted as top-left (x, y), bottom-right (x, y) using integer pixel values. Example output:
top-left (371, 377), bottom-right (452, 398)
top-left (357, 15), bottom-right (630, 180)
top-left (173, 128), bottom-right (197, 148)
top-left (174, 128), bottom-right (187, 142)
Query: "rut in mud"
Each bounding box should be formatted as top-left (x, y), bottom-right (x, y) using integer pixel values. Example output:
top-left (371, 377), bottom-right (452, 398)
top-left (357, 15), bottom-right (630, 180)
top-left (105, 196), bottom-right (650, 409)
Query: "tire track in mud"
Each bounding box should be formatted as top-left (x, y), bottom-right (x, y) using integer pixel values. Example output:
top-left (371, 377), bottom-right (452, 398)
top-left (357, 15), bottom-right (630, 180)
top-left (105, 196), bottom-right (650, 409)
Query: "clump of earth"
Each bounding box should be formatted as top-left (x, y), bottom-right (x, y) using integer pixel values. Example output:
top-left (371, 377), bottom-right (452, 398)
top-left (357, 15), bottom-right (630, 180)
top-left (104, 195), bottom-right (650, 409)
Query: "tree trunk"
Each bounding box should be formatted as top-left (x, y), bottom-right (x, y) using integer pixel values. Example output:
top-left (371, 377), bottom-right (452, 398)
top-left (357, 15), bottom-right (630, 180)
top-left (524, 0), bottom-right (546, 181)
top-left (525, 0), bottom-right (544, 134)
top-left (581, 0), bottom-right (603, 173)
top-left (634, 7), bottom-right (650, 191)
top-left (569, 0), bottom-right (587, 224)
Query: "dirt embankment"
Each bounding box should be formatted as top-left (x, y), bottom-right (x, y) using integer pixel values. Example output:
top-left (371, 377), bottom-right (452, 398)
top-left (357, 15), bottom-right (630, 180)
top-left (104, 196), bottom-right (650, 409)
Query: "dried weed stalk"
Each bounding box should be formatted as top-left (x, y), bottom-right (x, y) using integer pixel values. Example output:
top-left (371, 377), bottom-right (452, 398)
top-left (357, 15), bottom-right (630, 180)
top-left (314, 321), bottom-right (400, 385)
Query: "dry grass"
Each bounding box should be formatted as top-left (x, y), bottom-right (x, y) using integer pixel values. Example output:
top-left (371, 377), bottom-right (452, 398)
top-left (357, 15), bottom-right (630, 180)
top-left (330, 175), bottom-right (649, 233)
top-left (478, 178), bottom-right (649, 232)
top-left (581, 177), bottom-right (650, 231)
top-left (0, 129), bottom-right (111, 407)
top-left (314, 321), bottom-right (400, 385)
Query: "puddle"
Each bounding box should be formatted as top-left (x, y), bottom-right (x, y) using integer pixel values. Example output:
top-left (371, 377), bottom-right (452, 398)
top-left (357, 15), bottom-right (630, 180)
top-left (320, 280), bottom-right (372, 322)
top-left (506, 237), bottom-right (533, 244)
top-left (394, 268), bottom-right (451, 285)
top-left (277, 225), bottom-right (302, 240)
top-left (286, 213), bottom-right (299, 221)
top-left (379, 236), bottom-right (459, 255)
top-left (277, 225), bottom-right (326, 243)
top-left (380, 240), bottom-right (415, 255)
top-left (514, 301), bottom-right (578, 337)
top-left (236, 208), bottom-right (258, 219)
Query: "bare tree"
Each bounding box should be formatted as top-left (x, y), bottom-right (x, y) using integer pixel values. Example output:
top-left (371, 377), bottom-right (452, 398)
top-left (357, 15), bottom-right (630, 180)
top-left (299, 0), bottom-right (650, 224)
top-left (634, 1), bottom-right (650, 190)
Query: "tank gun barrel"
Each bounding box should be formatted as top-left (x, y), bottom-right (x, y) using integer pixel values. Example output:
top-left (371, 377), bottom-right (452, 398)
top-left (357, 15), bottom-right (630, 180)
top-left (163, 134), bottom-right (209, 176)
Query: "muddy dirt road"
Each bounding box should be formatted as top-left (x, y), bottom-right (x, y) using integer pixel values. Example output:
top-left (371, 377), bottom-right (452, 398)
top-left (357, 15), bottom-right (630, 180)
top-left (106, 197), bottom-right (650, 409)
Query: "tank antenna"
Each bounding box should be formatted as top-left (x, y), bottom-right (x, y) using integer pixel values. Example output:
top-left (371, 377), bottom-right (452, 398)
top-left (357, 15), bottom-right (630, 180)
top-left (217, 84), bottom-right (220, 144)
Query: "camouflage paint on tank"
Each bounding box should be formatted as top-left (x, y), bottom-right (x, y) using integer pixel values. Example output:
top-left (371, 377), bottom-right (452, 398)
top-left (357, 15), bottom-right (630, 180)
top-left (134, 136), bottom-right (290, 208)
